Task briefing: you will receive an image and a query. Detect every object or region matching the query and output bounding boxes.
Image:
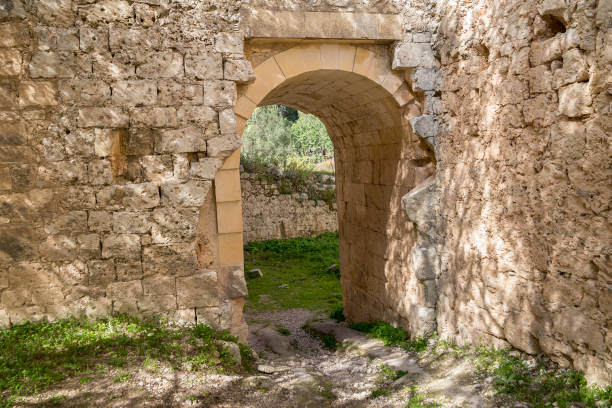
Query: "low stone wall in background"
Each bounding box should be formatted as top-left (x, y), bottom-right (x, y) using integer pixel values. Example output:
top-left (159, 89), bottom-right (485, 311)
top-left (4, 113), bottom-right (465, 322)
top-left (241, 171), bottom-right (337, 243)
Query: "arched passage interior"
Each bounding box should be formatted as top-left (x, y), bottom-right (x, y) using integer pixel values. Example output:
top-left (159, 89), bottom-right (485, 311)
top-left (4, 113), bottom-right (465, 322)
top-left (217, 43), bottom-right (437, 336)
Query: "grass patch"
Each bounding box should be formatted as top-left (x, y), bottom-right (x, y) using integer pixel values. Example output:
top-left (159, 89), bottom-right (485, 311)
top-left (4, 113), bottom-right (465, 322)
top-left (473, 345), bottom-right (612, 408)
top-left (348, 321), bottom-right (430, 352)
top-left (244, 233), bottom-right (342, 313)
top-left (404, 385), bottom-right (441, 408)
top-left (303, 325), bottom-right (338, 350)
top-left (329, 306), bottom-right (345, 322)
top-left (369, 364), bottom-right (408, 399)
top-left (0, 314), bottom-right (254, 407)
top-left (276, 325), bottom-right (291, 336)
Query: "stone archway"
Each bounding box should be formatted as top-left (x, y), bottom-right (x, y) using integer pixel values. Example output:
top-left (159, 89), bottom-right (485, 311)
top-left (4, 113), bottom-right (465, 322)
top-left (215, 43), bottom-right (437, 338)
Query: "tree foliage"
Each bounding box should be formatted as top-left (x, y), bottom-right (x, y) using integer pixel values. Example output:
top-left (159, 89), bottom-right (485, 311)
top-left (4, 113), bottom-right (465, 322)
top-left (241, 105), bottom-right (333, 169)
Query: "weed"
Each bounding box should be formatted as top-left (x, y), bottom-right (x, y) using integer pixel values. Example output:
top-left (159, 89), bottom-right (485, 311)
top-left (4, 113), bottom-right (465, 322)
top-left (473, 345), bottom-right (612, 408)
top-left (348, 321), bottom-right (430, 352)
top-left (276, 325), bottom-right (291, 336)
top-left (0, 314), bottom-right (254, 407)
top-left (404, 386), bottom-right (441, 408)
top-left (303, 325), bottom-right (338, 350)
top-left (113, 370), bottom-right (130, 383)
top-left (244, 233), bottom-right (342, 313)
top-left (329, 307), bottom-right (345, 322)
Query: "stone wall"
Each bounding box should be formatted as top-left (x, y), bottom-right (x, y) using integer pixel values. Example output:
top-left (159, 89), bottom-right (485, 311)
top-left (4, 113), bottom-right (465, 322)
top-left (0, 0), bottom-right (610, 384)
top-left (409, 0), bottom-right (611, 384)
top-left (241, 171), bottom-right (337, 243)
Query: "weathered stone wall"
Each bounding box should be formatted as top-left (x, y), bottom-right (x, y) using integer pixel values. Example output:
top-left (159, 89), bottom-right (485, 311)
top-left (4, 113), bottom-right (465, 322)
top-left (241, 172), bottom-right (337, 243)
top-left (0, 0), bottom-right (249, 340)
top-left (0, 0), bottom-right (610, 384)
top-left (410, 0), bottom-right (611, 384)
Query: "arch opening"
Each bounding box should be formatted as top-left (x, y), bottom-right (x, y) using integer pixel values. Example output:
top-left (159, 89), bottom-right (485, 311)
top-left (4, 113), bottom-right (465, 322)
top-left (226, 44), bottom-right (437, 337)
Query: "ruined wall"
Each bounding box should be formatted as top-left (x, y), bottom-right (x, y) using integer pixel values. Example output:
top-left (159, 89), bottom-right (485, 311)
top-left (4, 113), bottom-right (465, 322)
top-left (417, 0), bottom-right (611, 383)
top-left (0, 0), bottom-right (610, 384)
top-left (0, 0), bottom-right (250, 340)
top-left (241, 172), bottom-right (337, 243)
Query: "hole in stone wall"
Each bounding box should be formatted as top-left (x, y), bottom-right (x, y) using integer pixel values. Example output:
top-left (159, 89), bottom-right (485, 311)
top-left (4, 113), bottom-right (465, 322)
top-left (542, 15), bottom-right (566, 35)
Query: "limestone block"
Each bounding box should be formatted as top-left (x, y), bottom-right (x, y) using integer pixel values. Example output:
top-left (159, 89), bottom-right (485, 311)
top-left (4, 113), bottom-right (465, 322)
top-left (140, 155), bottom-right (174, 184)
top-left (204, 81), bottom-right (236, 110)
top-left (137, 52), bottom-right (183, 78)
top-left (528, 65), bottom-right (553, 93)
top-left (88, 159), bottom-right (112, 185)
top-left (156, 127), bottom-right (207, 153)
top-left (402, 178), bottom-right (438, 240)
top-left (185, 53), bottom-right (223, 80)
top-left (190, 158), bottom-right (222, 180)
top-left (0, 310), bottom-right (8, 327)
top-left (0, 22), bottom-right (28, 48)
top-left (96, 183), bottom-right (160, 210)
top-left (177, 106), bottom-right (217, 127)
top-left (92, 51), bottom-right (134, 78)
top-left (224, 59), bottom-right (255, 83)
top-left (8, 262), bottom-right (61, 288)
top-left (143, 275), bottom-right (175, 296)
top-left (207, 134), bottom-right (241, 158)
top-left (57, 187), bottom-right (96, 211)
top-left (1, 289), bottom-right (30, 308)
top-left (597, 0), bottom-right (612, 26)
top-left (88, 259), bottom-right (116, 285)
top-left (410, 67), bottom-right (438, 92)
top-left (0, 121), bottom-right (26, 145)
top-left (139, 295), bottom-right (177, 312)
top-left (552, 49), bottom-right (589, 89)
top-left (215, 32), bottom-right (243, 54)
top-left (112, 211), bottom-right (151, 234)
top-left (39, 235), bottom-right (77, 261)
top-left (220, 265), bottom-right (248, 299)
top-left (176, 271), bottom-right (219, 308)
top-left (78, 107), bottom-right (128, 127)
top-left (18, 82), bottom-right (57, 107)
top-left (59, 79), bottom-right (111, 106)
top-left (80, 0), bottom-right (133, 24)
top-left (245, 10), bottom-right (306, 39)
top-left (111, 80), bottom-right (157, 105)
top-left (109, 28), bottom-right (161, 52)
top-left (79, 27), bottom-right (109, 52)
top-left (102, 234), bottom-right (141, 260)
top-left (57, 28), bottom-right (78, 51)
top-left (158, 81), bottom-right (203, 106)
top-left (134, 4), bottom-right (155, 27)
top-left (0, 84), bottom-right (16, 109)
top-left (36, 0), bottom-right (74, 25)
top-left (413, 32), bottom-right (432, 43)
top-left (116, 261), bottom-right (142, 281)
top-left (44, 211), bottom-right (88, 234)
top-left (29, 52), bottom-right (75, 78)
top-left (410, 245), bottom-right (436, 281)
top-left (126, 129), bottom-right (154, 156)
top-left (77, 234), bottom-right (100, 260)
top-left (160, 181), bottom-right (212, 208)
top-left (142, 243), bottom-right (196, 276)
top-left (408, 305), bottom-right (436, 337)
top-left (549, 120), bottom-right (586, 161)
top-left (558, 82), bottom-right (592, 117)
top-left (89, 211), bottom-right (112, 232)
top-left (131, 107), bottom-right (177, 128)
top-left (538, 0), bottom-right (570, 25)
top-left (150, 207), bottom-right (198, 244)
top-left (553, 308), bottom-right (605, 353)
top-left (108, 280), bottom-right (142, 300)
top-left (393, 43), bottom-right (437, 69)
top-left (59, 261), bottom-right (88, 286)
top-left (219, 108), bottom-right (236, 135)
top-left (0, 49), bottom-right (21, 76)
top-left (529, 35), bottom-right (563, 66)
top-left (409, 115), bottom-right (435, 145)
top-left (64, 129), bottom-right (94, 157)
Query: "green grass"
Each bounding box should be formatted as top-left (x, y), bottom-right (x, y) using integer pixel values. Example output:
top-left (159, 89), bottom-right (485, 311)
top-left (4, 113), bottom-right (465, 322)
top-left (348, 321), bottom-right (430, 352)
top-left (473, 345), bottom-right (612, 408)
top-left (244, 232), bottom-right (342, 313)
top-left (369, 364), bottom-right (408, 399)
top-left (0, 314), bottom-right (254, 407)
top-left (404, 386), bottom-right (441, 408)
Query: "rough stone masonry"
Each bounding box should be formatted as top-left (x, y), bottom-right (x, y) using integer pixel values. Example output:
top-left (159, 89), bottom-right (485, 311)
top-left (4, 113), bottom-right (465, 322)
top-left (0, 0), bottom-right (610, 384)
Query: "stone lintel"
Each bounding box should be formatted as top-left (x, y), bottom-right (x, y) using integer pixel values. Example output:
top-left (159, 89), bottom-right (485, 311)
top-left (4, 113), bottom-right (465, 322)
top-left (244, 9), bottom-right (402, 41)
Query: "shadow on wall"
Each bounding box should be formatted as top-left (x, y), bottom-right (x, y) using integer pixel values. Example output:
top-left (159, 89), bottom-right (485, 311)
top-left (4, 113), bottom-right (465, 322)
top-left (428, 0), bottom-right (610, 384)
